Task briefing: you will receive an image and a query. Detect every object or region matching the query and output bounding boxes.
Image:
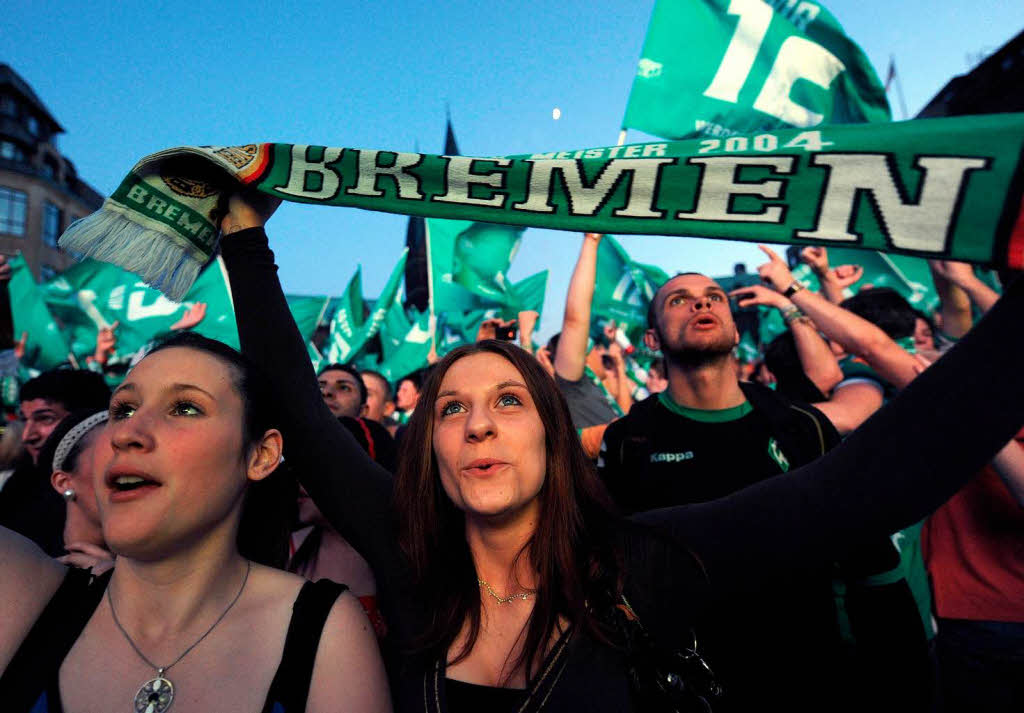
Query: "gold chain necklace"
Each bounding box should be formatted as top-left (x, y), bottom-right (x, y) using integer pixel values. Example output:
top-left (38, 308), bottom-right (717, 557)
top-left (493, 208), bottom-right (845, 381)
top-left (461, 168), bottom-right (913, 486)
top-left (477, 578), bottom-right (531, 604)
top-left (107, 561), bottom-right (251, 713)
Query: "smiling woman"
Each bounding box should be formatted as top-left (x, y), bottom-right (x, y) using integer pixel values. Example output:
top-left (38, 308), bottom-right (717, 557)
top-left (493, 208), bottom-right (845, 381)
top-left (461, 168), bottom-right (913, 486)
top-left (0, 333), bottom-right (392, 713)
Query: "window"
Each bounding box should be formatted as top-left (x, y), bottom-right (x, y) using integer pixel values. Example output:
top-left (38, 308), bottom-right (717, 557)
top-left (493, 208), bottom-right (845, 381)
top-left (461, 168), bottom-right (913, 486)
top-left (42, 201), bottom-right (62, 247)
top-left (0, 141), bottom-right (25, 162)
top-left (0, 187), bottom-right (27, 235)
top-left (26, 116), bottom-right (39, 136)
top-left (0, 96), bottom-right (15, 117)
top-left (40, 264), bottom-right (58, 281)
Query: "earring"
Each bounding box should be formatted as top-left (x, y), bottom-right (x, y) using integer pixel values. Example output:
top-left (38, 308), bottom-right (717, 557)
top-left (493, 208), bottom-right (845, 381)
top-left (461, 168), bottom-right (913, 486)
top-left (62, 488), bottom-right (76, 502)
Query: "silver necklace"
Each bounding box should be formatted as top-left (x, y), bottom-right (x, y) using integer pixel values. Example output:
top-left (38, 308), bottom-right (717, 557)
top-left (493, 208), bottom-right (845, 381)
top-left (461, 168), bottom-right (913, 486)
top-left (477, 577), bottom-right (531, 604)
top-left (107, 561), bottom-right (251, 713)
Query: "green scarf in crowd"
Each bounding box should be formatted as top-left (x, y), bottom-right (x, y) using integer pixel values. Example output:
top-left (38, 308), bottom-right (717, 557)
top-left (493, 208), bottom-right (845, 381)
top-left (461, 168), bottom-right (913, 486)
top-left (60, 113), bottom-right (1024, 301)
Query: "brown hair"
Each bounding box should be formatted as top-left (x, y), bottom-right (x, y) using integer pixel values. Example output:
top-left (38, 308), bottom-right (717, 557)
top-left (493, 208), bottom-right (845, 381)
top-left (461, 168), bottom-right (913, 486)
top-left (394, 340), bottom-right (623, 681)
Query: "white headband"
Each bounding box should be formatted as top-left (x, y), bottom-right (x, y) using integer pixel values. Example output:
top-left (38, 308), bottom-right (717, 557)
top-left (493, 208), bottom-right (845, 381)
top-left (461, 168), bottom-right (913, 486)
top-left (52, 411), bottom-right (109, 472)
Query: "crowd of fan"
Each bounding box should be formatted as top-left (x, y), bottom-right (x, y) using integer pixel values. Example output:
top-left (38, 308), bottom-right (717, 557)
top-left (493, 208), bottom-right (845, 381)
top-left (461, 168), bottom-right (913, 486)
top-left (0, 219), bottom-right (1020, 713)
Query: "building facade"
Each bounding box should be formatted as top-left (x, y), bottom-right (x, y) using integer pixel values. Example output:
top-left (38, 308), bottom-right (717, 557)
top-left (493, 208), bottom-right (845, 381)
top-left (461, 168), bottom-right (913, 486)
top-left (0, 64), bottom-right (102, 280)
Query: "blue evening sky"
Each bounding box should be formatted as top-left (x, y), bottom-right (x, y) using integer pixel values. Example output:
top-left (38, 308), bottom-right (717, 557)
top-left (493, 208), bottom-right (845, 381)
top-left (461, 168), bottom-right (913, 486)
top-left (3, 1), bottom-right (1020, 339)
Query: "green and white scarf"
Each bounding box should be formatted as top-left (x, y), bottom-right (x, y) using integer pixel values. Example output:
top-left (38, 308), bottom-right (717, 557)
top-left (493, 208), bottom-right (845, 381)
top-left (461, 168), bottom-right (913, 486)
top-left (60, 113), bottom-right (1024, 301)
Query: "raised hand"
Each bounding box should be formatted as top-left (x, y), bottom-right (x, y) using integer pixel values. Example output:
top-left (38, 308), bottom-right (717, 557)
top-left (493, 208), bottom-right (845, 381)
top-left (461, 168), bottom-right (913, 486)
top-left (800, 246), bottom-right (829, 275)
top-left (756, 245), bottom-right (796, 293)
top-left (91, 321), bottom-right (119, 366)
top-left (830, 264), bottom-right (864, 289)
top-left (221, 190), bottom-right (282, 235)
top-left (729, 284), bottom-right (792, 310)
top-left (928, 259), bottom-right (979, 288)
top-left (170, 302), bottom-right (207, 331)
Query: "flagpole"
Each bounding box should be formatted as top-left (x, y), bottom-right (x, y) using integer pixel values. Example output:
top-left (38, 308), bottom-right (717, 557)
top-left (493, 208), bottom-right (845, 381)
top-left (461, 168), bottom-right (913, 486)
top-left (424, 220), bottom-right (437, 352)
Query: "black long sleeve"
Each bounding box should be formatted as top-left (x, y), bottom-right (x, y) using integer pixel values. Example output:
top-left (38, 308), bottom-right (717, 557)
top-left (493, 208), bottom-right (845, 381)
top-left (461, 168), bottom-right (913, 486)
top-left (219, 230), bottom-right (422, 644)
top-left (636, 274), bottom-right (1024, 590)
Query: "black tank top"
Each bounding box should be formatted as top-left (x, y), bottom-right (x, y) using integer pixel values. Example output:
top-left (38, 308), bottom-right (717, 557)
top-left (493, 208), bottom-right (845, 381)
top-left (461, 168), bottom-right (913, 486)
top-left (0, 567), bottom-right (347, 713)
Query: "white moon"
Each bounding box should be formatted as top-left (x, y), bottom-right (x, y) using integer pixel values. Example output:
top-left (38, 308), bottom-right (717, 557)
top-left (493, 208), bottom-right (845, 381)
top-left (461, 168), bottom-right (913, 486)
top-left (552, 107), bottom-right (561, 120)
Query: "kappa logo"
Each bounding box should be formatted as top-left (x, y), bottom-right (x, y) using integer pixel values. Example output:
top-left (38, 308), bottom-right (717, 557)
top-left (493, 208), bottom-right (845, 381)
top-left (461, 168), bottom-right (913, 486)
top-left (650, 452), bottom-right (694, 463)
top-left (637, 58), bottom-right (663, 79)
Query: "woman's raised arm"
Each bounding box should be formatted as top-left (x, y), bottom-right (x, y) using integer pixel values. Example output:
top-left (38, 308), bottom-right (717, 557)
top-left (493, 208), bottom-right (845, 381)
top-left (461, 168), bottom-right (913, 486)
top-left (219, 209), bottom-right (403, 585)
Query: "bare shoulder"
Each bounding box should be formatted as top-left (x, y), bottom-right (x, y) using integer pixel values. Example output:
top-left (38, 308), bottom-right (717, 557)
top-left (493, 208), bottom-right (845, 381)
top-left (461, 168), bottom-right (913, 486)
top-left (307, 590), bottom-right (392, 713)
top-left (0, 527), bottom-right (67, 672)
top-left (243, 564), bottom-right (307, 615)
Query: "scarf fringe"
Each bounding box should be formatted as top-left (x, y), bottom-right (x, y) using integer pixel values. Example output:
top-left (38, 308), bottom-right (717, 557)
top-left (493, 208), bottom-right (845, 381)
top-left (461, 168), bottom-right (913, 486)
top-left (59, 209), bottom-right (206, 302)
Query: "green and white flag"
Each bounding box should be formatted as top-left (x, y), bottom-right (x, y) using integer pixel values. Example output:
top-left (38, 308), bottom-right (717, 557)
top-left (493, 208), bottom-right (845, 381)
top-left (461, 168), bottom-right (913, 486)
top-left (377, 308), bottom-right (433, 382)
top-left (9, 255), bottom-right (72, 370)
top-left (42, 256), bottom-right (238, 365)
top-left (326, 250), bottom-right (408, 363)
top-left (593, 236), bottom-right (669, 342)
top-left (325, 267), bottom-right (366, 363)
top-left (58, 115), bottom-right (1024, 303)
top-left (427, 218), bottom-right (548, 341)
top-left (623, 0), bottom-right (890, 140)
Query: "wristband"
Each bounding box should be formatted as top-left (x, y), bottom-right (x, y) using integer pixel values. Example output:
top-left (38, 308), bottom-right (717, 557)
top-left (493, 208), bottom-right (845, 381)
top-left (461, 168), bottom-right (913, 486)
top-left (782, 280), bottom-right (806, 298)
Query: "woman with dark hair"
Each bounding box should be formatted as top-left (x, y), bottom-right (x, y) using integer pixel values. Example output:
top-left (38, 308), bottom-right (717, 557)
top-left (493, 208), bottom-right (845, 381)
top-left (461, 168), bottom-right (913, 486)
top-left (230, 196), bottom-right (1023, 712)
top-left (0, 332), bottom-right (391, 713)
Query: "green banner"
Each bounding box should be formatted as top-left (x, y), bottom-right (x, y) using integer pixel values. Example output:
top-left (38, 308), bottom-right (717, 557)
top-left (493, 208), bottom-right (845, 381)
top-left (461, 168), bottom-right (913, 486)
top-left (9, 255), bottom-right (72, 370)
top-left (593, 236), bottom-right (669, 342)
top-left (58, 114), bottom-right (1024, 303)
top-left (42, 256), bottom-right (238, 365)
top-left (623, 0), bottom-right (890, 140)
top-left (326, 250), bottom-right (408, 363)
top-left (427, 218), bottom-right (548, 341)
top-left (286, 294), bottom-right (333, 343)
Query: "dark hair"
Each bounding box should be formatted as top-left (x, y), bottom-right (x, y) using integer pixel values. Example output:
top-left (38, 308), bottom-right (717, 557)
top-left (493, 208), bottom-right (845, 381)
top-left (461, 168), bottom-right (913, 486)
top-left (317, 362), bottom-right (368, 405)
top-left (647, 358), bottom-right (666, 381)
top-left (545, 333), bottom-right (561, 362)
top-left (646, 271), bottom-right (709, 334)
top-left (147, 332), bottom-right (295, 567)
top-left (20, 369), bottom-right (110, 411)
top-left (393, 339), bottom-right (623, 682)
top-left (360, 369), bottom-right (393, 400)
top-left (764, 332), bottom-right (828, 404)
top-left (839, 288), bottom-right (917, 340)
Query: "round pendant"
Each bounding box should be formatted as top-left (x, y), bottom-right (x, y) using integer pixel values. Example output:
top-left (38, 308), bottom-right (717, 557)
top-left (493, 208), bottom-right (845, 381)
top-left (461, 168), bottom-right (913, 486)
top-left (134, 676), bottom-right (174, 713)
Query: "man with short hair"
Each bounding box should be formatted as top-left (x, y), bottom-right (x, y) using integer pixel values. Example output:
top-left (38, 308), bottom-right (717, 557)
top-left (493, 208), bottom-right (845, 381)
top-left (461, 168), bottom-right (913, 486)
top-left (317, 363), bottom-right (366, 419)
top-left (315, 364), bottom-right (396, 471)
top-left (598, 271), bottom-right (927, 711)
top-left (359, 370), bottom-right (394, 424)
top-left (0, 369), bottom-right (110, 556)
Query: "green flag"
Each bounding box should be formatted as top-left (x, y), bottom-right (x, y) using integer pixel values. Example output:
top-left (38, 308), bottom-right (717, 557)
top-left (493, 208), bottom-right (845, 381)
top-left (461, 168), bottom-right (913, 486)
top-left (378, 308), bottom-right (433, 382)
top-left (592, 236), bottom-right (669, 342)
top-left (326, 250), bottom-right (408, 363)
top-left (428, 219), bottom-right (523, 312)
top-left (427, 218), bottom-right (548, 342)
top-left (9, 255), bottom-right (71, 370)
top-left (623, 0), bottom-right (890, 139)
top-left (286, 294), bottom-right (333, 342)
top-left (42, 256), bottom-right (238, 366)
top-left (324, 267), bottom-right (366, 363)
